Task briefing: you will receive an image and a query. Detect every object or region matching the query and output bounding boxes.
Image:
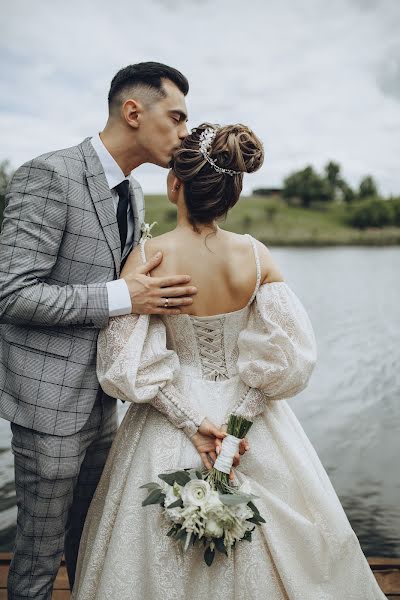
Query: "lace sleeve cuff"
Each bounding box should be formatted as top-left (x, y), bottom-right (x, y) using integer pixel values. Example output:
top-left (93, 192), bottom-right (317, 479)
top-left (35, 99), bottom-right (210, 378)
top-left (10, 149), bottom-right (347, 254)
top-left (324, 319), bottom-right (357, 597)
top-left (155, 382), bottom-right (204, 438)
top-left (229, 387), bottom-right (266, 422)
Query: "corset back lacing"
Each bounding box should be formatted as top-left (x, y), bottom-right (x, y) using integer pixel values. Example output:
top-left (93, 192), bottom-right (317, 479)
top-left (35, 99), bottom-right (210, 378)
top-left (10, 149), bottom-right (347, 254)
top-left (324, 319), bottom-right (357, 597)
top-left (191, 317), bottom-right (228, 380)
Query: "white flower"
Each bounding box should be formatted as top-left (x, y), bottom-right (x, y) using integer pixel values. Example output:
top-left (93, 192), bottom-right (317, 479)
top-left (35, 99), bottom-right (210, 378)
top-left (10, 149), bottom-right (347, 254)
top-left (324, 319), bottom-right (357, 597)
top-left (205, 518), bottom-right (224, 538)
top-left (181, 480), bottom-right (211, 507)
top-left (165, 506), bottom-right (183, 524)
top-left (165, 486), bottom-right (177, 508)
top-left (203, 491), bottom-right (223, 513)
top-left (235, 504), bottom-right (253, 521)
top-left (164, 484), bottom-right (184, 524)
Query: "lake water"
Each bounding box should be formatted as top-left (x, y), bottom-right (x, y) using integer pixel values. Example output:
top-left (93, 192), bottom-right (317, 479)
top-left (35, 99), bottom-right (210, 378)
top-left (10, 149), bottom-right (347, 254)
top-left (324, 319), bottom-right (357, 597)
top-left (0, 247), bottom-right (399, 556)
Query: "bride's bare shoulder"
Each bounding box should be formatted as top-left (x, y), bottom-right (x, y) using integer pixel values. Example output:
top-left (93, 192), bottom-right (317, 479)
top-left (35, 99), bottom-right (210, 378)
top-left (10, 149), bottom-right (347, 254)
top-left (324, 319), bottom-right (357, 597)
top-left (252, 238), bottom-right (284, 284)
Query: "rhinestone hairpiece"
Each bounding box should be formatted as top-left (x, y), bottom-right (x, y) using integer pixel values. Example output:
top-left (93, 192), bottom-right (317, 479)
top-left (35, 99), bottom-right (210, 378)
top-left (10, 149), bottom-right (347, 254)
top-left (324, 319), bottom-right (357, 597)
top-left (198, 127), bottom-right (241, 176)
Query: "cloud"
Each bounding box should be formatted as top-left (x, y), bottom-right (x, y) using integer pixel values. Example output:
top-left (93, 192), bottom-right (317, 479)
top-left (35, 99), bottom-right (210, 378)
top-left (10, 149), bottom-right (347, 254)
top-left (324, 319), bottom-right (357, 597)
top-left (1, 0), bottom-right (400, 195)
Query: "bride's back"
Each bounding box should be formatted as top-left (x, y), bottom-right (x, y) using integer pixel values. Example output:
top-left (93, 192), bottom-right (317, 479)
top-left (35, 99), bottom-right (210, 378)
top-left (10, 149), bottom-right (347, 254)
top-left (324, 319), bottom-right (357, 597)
top-left (143, 228), bottom-right (262, 317)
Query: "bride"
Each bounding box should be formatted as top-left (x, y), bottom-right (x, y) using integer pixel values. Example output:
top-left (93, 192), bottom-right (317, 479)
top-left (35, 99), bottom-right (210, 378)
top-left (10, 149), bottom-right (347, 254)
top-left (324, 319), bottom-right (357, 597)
top-left (72, 123), bottom-right (385, 599)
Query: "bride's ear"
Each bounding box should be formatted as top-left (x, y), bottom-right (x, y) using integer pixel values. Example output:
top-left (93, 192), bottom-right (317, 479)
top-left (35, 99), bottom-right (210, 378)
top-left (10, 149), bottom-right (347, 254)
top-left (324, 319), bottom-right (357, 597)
top-left (171, 175), bottom-right (182, 193)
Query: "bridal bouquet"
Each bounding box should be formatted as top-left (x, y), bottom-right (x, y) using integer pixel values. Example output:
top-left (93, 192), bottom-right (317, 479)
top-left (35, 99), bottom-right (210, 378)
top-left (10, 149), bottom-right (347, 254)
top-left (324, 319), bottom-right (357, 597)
top-left (141, 415), bottom-right (265, 566)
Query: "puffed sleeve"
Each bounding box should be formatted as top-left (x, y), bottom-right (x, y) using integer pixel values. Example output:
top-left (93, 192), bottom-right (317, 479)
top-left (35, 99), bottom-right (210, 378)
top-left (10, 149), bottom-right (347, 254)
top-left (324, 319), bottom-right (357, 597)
top-left (97, 314), bottom-right (205, 437)
top-left (230, 282), bottom-right (317, 420)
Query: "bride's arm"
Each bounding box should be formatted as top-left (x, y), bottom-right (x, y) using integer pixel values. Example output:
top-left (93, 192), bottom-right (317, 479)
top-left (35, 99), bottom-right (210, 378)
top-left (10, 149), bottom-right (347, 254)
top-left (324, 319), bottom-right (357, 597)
top-left (226, 282), bottom-right (317, 422)
top-left (97, 314), bottom-right (226, 468)
top-left (97, 313), bottom-right (204, 436)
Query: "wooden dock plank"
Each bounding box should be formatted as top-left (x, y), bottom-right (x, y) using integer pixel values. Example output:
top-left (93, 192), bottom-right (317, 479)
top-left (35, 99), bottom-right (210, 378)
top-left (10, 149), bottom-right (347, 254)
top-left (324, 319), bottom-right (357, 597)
top-left (374, 570), bottom-right (400, 594)
top-left (1, 552), bottom-right (398, 597)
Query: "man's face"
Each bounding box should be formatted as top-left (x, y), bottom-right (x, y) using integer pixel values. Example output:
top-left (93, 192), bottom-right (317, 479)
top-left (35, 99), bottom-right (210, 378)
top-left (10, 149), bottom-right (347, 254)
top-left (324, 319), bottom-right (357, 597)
top-left (136, 79), bottom-right (189, 168)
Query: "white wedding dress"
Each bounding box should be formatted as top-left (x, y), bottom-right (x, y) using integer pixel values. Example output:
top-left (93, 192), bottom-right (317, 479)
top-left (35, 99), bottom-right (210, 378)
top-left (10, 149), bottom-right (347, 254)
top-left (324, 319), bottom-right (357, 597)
top-left (72, 235), bottom-right (385, 600)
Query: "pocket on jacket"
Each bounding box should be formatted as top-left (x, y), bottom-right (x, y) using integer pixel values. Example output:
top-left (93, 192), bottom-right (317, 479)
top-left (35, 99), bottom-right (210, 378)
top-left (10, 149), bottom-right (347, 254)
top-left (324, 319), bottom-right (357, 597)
top-left (1, 326), bottom-right (73, 358)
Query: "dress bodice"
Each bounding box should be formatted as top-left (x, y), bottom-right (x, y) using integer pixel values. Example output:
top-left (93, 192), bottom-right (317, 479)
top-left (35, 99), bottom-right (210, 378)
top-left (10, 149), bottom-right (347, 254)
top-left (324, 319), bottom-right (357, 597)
top-left (140, 234), bottom-right (262, 382)
top-left (162, 308), bottom-right (249, 381)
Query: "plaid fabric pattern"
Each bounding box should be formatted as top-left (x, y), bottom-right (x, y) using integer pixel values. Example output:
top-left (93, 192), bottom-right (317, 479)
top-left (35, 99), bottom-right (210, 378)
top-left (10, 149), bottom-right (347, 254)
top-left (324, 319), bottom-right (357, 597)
top-left (0, 137), bottom-right (145, 436)
top-left (8, 391), bottom-right (118, 599)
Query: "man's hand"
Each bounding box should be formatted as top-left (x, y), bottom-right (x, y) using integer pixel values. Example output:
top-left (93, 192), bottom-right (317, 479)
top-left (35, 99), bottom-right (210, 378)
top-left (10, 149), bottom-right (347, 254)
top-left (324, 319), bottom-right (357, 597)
top-left (120, 251), bottom-right (197, 315)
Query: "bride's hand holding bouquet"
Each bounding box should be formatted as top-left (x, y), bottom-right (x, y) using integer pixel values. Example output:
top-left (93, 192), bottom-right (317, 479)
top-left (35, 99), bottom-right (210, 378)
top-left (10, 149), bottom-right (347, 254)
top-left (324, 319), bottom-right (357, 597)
top-left (141, 415), bottom-right (264, 566)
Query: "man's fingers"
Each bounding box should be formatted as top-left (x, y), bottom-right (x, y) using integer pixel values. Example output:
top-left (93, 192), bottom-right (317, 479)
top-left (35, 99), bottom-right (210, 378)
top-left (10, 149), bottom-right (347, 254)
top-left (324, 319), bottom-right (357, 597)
top-left (137, 252), bottom-right (163, 274)
top-left (157, 297), bottom-right (194, 308)
top-left (152, 274), bottom-right (194, 288)
top-left (155, 285), bottom-right (197, 298)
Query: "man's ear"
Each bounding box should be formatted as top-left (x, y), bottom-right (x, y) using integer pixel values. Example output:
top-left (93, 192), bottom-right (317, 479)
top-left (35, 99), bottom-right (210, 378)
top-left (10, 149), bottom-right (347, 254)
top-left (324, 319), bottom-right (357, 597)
top-left (122, 99), bottom-right (141, 129)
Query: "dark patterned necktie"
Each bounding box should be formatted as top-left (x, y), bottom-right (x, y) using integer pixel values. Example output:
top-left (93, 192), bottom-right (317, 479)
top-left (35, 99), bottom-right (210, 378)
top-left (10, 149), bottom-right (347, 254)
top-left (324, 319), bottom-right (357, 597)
top-left (114, 180), bottom-right (130, 252)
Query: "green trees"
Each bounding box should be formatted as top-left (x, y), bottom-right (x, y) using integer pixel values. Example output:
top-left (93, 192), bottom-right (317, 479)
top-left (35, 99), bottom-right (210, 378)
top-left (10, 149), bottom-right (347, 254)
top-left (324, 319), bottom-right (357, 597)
top-left (347, 198), bottom-right (393, 229)
top-left (358, 176), bottom-right (378, 199)
top-left (282, 161), bottom-right (381, 209)
top-left (282, 166), bottom-right (331, 207)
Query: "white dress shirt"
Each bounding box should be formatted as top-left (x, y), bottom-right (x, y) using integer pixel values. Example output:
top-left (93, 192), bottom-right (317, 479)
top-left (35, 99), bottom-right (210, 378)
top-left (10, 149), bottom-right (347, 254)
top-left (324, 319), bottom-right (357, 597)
top-left (90, 133), bottom-right (133, 316)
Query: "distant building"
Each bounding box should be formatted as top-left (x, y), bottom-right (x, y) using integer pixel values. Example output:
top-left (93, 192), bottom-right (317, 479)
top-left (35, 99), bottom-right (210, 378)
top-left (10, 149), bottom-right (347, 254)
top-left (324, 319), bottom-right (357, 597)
top-left (252, 188), bottom-right (282, 198)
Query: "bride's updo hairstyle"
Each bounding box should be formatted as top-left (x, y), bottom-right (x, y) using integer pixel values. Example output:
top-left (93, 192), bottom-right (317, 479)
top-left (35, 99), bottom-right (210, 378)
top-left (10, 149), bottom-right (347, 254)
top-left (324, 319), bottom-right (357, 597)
top-left (171, 123), bottom-right (264, 229)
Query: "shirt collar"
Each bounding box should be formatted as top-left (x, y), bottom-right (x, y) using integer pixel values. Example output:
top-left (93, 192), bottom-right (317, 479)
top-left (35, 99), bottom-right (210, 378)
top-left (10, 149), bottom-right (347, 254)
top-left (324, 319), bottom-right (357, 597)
top-left (90, 133), bottom-right (130, 189)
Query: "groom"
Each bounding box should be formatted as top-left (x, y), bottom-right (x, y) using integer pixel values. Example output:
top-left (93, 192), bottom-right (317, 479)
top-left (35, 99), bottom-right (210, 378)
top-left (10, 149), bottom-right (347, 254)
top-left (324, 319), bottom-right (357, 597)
top-left (0, 62), bottom-right (197, 599)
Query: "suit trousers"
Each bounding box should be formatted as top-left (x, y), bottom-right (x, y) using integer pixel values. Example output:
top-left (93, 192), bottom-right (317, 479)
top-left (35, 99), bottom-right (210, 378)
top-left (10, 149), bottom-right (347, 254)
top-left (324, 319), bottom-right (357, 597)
top-left (7, 390), bottom-right (118, 600)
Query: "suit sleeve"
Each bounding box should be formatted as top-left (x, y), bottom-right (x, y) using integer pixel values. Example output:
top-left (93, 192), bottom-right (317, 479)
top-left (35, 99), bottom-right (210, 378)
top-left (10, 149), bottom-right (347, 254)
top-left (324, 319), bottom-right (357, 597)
top-left (0, 158), bottom-right (109, 328)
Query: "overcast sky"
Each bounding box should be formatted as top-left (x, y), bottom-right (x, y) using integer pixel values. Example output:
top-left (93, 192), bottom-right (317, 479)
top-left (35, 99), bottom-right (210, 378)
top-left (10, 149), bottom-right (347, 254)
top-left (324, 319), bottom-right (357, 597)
top-left (1, 0), bottom-right (399, 195)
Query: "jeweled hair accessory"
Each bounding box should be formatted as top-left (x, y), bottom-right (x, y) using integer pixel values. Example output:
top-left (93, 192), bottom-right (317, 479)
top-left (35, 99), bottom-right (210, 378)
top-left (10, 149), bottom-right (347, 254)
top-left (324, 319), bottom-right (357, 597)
top-left (198, 127), bottom-right (241, 176)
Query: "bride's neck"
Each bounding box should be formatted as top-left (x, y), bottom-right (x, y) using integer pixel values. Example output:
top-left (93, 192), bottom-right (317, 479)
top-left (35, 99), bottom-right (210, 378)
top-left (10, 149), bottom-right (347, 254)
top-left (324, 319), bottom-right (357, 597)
top-left (175, 204), bottom-right (217, 236)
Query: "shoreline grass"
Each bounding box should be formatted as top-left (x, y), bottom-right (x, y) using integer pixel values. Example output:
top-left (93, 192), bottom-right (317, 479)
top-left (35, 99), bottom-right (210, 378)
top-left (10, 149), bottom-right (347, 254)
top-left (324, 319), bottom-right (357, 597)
top-left (144, 194), bottom-right (400, 246)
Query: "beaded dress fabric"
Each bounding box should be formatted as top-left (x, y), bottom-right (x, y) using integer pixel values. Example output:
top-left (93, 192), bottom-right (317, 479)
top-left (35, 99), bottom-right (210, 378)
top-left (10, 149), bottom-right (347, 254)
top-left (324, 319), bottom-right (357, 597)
top-left (72, 235), bottom-right (385, 600)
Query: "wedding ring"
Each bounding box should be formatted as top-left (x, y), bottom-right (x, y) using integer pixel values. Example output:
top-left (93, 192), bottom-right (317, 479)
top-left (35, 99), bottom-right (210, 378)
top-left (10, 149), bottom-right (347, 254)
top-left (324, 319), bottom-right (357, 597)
top-left (164, 298), bottom-right (169, 308)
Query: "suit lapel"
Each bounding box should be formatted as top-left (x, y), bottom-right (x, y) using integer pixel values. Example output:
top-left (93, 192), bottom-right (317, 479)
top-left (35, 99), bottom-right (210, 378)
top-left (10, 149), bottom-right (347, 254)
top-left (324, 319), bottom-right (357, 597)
top-left (80, 138), bottom-right (121, 274)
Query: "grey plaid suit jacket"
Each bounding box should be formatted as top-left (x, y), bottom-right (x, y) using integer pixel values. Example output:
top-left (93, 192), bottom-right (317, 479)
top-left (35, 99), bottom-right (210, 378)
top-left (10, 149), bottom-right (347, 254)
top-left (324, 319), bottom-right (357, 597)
top-left (0, 137), bottom-right (145, 436)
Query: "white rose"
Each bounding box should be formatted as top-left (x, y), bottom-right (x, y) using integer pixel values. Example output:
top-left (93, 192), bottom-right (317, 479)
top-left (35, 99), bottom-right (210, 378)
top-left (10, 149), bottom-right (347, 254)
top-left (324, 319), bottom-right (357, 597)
top-left (181, 479), bottom-right (211, 507)
top-left (205, 518), bottom-right (224, 538)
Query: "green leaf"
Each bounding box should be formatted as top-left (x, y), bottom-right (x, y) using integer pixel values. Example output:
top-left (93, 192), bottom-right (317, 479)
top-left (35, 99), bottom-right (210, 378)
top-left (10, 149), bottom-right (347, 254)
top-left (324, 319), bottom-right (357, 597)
top-left (158, 470), bottom-right (191, 487)
top-left (176, 527), bottom-right (187, 540)
top-left (139, 482), bottom-right (161, 491)
top-left (158, 473), bottom-right (177, 486)
top-left (142, 488), bottom-right (163, 506)
top-left (167, 527), bottom-right (177, 537)
top-left (166, 498), bottom-right (183, 509)
top-left (243, 530), bottom-right (253, 542)
top-left (248, 501), bottom-right (260, 516)
top-left (174, 471), bottom-right (191, 486)
top-left (215, 537), bottom-right (227, 555)
top-left (195, 470), bottom-right (203, 480)
top-left (204, 546), bottom-right (215, 567)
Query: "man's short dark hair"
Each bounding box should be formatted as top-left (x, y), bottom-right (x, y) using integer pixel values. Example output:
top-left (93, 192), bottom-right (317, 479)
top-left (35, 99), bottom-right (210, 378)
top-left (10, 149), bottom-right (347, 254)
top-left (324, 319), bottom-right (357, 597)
top-left (108, 62), bottom-right (189, 113)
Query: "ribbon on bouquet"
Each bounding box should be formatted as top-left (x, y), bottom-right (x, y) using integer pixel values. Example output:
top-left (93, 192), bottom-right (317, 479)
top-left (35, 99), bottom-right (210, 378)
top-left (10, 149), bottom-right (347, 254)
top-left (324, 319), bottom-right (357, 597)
top-left (213, 434), bottom-right (241, 474)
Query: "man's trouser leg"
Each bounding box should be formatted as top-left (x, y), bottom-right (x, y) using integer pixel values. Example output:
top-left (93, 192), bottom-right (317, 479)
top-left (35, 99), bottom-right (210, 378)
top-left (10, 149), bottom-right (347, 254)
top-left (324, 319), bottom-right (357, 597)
top-left (7, 392), bottom-right (117, 600)
top-left (64, 394), bottom-right (117, 588)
